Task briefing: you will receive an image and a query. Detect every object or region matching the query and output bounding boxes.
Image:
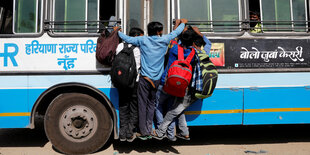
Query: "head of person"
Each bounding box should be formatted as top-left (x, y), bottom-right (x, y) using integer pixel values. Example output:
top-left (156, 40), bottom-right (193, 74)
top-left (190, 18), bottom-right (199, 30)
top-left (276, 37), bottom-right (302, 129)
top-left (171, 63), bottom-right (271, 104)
top-left (194, 35), bottom-right (206, 48)
top-left (129, 27), bottom-right (144, 37)
top-left (180, 29), bottom-right (196, 48)
top-left (147, 22), bottom-right (163, 36)
top-left (250, 11), bottom-right (260, 27)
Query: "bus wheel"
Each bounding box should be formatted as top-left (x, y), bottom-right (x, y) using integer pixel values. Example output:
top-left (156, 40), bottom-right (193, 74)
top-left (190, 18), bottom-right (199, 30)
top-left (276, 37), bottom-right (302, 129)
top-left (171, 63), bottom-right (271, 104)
top-left (44, 93), bottom-right (113, 154)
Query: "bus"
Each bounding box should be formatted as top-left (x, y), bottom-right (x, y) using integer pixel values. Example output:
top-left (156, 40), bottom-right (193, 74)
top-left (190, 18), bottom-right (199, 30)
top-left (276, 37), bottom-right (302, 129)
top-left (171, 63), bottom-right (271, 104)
top-left (0, 0), bottom-right (310, 154)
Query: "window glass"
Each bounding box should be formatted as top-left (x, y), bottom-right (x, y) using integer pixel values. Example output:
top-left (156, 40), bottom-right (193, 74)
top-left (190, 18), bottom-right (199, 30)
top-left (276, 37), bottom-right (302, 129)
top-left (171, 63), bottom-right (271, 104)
top-left (179, 0), bottom-right (240, 32)
top-left (126, 0), bottom-right (143, 33)
top-left (292, 0), bottom-right (306, 32)
top-left (14, 0), bottom-right (41, 33)
top-left (179, 0), bottom-right (210, 31)
top-left (54, 0), bottom-right (86, 32)
top-left (150, 0), bottom-right (168, 33)
top-left (0, 0), bottom-right (13, 34)
top-left (261, 0), bottom-right (291, 31)
top-left (88, 0), bottom-right (98, 32)
top-left (212, 0), bottom-right (239, 32)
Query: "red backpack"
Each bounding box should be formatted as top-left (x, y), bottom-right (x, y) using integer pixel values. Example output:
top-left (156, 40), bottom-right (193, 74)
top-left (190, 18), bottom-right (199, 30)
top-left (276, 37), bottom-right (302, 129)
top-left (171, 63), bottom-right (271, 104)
top-left (163, 45), bottom-right (195, 97)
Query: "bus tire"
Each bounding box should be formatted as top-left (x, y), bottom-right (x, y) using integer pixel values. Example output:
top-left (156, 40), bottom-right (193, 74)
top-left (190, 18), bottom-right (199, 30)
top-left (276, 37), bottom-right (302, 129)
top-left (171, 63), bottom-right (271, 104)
top-left (44, 93), bottom-right (113, 154)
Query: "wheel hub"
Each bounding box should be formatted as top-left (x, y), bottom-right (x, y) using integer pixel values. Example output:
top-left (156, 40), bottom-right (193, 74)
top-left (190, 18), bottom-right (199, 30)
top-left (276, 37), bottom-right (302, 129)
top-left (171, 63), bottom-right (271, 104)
top-left (60, 105), bottom-right (97, 141)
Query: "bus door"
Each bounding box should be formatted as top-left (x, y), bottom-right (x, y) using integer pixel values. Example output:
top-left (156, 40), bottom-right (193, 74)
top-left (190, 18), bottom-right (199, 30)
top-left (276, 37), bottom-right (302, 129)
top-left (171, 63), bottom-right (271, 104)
top-left (123, 0), bottom-right (171, 34)
top-left (172, 0), bottom-right (244, 126)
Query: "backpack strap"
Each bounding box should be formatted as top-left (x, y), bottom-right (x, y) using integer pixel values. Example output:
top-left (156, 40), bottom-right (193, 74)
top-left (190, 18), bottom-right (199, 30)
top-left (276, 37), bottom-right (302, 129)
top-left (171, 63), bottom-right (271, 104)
top-left (185, 48), bottom-right (196, 63)
top-left (177, 44), bottom-right (185, 60)
top-left (123, 43), bottom-right (136, 54)
top-left (178, 44), bottom-right (195, 63)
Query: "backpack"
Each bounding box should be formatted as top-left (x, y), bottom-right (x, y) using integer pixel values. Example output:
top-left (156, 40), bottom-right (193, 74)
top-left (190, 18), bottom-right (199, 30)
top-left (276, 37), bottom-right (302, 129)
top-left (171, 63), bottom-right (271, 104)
top-left (163, 45), bottom-right (195, 97)
top-left (110, 43), bottom-right (137, 89)
top-left (195, 47), bottom-right (218, 99)
top-left (96, 28), bottom-right (120, 66)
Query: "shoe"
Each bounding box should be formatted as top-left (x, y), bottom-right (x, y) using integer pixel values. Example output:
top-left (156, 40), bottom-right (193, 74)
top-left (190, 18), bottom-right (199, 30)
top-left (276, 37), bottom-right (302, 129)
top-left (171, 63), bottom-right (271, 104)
top-left (167, 136), bottom-right (177, 142)
top-left (176, 133), bottom-right (190, 140)
top-left (151, 130), bottom-right (165, 140)
top-left (137, 135), bottom-right (149, 140)
top-left (127, 134), bottom-right (136, 142)
top-left (119, 136), bottom-right (126, 142)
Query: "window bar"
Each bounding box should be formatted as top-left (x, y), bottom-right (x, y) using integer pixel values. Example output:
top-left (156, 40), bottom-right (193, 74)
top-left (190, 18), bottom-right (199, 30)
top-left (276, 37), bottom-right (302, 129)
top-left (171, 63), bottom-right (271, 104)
top-left (290, 0), bottom-right (294, 31)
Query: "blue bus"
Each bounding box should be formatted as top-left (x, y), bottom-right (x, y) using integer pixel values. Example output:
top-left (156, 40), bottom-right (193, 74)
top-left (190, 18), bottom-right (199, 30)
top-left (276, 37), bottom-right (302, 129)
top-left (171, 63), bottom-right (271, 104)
top-left (0, 0), bottom-right (309, 154)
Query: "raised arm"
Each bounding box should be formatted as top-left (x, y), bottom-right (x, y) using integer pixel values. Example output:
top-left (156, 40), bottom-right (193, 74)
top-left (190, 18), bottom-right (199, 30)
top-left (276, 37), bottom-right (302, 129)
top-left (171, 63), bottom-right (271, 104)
top-left (202, 35), bottom-right (212, 55)
top-left (117, 31), bottom-right (141, 46)
top-left (192, 26), bottom-right (212, 55)
top-left (163, 19), bottom-right (188, 43)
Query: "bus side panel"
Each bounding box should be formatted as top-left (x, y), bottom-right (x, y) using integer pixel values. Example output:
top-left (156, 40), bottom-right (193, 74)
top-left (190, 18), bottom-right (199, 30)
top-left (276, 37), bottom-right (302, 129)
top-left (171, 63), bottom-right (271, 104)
top-left (185, 89), bottom-right (243, 126)
top-left (244, 87), bottom-right (310, 125)
top-left (0, 76), bottom-right (29, 128)
top-left (28, 75), bottom-right (119, 119)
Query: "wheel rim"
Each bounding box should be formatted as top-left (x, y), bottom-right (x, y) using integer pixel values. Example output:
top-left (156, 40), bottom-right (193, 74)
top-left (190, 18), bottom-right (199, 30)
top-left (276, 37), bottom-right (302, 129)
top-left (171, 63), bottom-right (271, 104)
top-left (59, 105), bottom-right (98, 142)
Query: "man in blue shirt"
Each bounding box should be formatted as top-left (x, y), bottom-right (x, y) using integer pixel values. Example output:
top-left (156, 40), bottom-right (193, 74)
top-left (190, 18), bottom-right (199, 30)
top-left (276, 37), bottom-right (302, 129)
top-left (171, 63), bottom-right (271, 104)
top-left (116, 19), bottom-right (188, 140)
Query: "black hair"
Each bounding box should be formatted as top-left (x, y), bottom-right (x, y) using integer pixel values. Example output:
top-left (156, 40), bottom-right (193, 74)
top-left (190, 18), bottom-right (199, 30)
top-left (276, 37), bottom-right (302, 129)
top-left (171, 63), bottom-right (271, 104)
top-left (129, 27), bottom-right (144, 37)
top-left (180, 29), bottom-right (196, 47)
top-left (147, 22), bottom-right (163, 36)
top-left (194, 35), bottom-right (206, 47)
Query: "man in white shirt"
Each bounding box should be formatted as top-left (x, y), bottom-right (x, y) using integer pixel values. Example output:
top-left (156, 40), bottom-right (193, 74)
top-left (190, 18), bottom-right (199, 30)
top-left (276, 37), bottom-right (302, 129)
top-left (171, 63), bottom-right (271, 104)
top-left (116, 27), bottom-right (144, 142)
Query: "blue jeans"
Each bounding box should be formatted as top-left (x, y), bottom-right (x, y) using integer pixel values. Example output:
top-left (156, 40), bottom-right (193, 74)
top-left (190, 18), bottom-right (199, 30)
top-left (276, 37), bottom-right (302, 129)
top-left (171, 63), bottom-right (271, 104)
top-left (154, 85), bottom-right (175, 139)
top-left (156, 91), bottom-right (196, 137)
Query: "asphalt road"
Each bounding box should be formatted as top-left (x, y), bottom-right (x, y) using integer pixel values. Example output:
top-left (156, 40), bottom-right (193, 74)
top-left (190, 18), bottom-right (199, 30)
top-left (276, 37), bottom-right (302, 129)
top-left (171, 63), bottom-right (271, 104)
top-left (1, 125), bottom-right (310, 155)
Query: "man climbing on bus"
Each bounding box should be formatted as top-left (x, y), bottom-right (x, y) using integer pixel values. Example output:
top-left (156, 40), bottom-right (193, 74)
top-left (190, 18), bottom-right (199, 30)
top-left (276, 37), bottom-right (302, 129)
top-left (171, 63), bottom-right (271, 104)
top-left (113, 27), bottom-right (144, 142)
top-left (115, 18), bottom-right (188, 140)
top-left (153, 26), bottom-right (212, 141)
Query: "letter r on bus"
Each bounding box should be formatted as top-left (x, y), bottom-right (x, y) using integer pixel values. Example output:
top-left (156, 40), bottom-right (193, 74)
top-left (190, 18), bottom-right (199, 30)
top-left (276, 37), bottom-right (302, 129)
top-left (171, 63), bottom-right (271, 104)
top-left (0, 43), bottom-right (18, 67)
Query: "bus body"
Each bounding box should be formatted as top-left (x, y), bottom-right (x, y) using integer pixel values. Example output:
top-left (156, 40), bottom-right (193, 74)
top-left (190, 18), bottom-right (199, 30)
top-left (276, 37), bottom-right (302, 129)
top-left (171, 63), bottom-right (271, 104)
top-left (0, 0), bottom-right (310, 154)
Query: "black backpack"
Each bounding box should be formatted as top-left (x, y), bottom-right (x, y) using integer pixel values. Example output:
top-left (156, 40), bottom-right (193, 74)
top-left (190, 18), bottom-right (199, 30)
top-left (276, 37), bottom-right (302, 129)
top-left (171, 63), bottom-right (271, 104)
top-left (110, 43), bottom-right (137, 89)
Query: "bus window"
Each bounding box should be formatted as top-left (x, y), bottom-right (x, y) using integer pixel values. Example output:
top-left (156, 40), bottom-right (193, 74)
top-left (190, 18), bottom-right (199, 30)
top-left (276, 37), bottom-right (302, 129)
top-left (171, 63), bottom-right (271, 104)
top-left (52, 0), bottom-right (116, 33)
top-left (53, 0), bottom-right (101, 33)
top-left (249, 0), bottom-right (262, 33)
top-left (150, 0), bottom-right (168, 34)
top-left (14, 0), bottom-right (42, 33)
top-left (126, 0), bottom-right (144, 33)
top-left (179, 0), bottom-right (211, 31)
top-left (99, 0), bottom-right (115, 32)
top-left (179, 0), bottom-right (240, 32)
top-left (0, 0), bottom-right (13, 34)
top-left (260, 0), bottom-right (307, 32)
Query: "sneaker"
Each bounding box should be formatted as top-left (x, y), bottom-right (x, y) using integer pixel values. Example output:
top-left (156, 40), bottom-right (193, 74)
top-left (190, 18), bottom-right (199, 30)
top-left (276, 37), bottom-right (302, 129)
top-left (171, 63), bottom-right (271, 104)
top-left (176, 133), bottom-right (190, 140)
top-left (119, 136), bottom-right (126, 142)
top-left (127, 134), bottom-right (136, 142)
top-left (167, 136), bottom-right (177, 142)
top-left (151, 130), bottom-right (165, 140)
top-left (137, 135), bottom-right (149, 140)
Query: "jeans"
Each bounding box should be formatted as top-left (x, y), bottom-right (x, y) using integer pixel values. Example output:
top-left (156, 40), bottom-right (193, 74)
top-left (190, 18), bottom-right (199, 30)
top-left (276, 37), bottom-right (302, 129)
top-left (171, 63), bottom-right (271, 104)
top-left (119, 83), bottom-right (138, 138)
top-left (156, 91), bottom-right (196, 137)
top-left (138, 76), bottom-right (160, 136)
top-left (154, 85), bottom-right (176, 139)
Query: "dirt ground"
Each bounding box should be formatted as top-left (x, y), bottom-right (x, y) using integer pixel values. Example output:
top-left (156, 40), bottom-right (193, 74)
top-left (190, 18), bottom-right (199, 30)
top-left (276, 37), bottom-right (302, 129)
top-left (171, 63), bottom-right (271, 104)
top-left (1, 125), bottom-right (310, 155)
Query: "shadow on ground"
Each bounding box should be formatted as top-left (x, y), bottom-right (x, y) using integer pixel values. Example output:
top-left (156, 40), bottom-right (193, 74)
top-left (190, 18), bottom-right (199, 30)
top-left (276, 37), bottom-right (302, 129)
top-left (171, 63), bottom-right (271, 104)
top-left (1, 125), bottom-right (310, 154)
top-left (112, 125), bottom-right (310, 154)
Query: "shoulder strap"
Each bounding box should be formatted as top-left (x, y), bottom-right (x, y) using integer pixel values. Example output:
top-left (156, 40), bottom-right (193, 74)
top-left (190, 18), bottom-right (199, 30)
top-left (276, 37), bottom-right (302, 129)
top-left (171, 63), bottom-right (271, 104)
top-left (177, 44), bottom-right (184, 60)
top-left (123, 43), bottom-right (129, 49)
top-left (128, 44), bottom-right (136, 52)
top-left (185, 48), bottom-right (196, 63)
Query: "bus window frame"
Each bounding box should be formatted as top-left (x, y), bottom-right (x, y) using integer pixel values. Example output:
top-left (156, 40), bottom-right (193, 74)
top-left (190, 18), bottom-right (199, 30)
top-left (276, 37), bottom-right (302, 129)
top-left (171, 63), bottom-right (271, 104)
top-left (46, 0), bottom-right (120, 37)
top-left (0, 0), bottom-right (44, 38)
top-left (49, 0), bottom-right (98, 35)
top-left (248, 0), bottom-right (310, 36)
top-left (175, 0), bottom-right (246, 36)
